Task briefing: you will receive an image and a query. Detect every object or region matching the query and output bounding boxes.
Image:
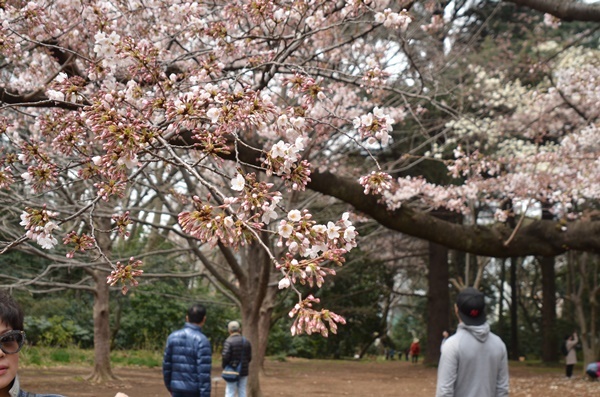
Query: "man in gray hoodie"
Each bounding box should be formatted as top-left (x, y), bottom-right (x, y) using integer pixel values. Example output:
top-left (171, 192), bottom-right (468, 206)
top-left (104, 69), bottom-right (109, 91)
top-left (436, 287), bottom-right (509, 397)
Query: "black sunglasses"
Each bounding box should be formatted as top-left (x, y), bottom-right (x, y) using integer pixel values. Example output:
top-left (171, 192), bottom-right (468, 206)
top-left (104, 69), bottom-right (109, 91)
top-left (0, 330), bottom-right (26, 354)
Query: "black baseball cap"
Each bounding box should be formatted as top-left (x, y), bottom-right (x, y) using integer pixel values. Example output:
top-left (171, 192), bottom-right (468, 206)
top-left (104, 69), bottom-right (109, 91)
top-left (456, 287), bottom-right (486, 326)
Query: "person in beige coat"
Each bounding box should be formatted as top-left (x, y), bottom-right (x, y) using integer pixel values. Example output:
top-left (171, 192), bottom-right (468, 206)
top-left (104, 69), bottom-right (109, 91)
top-left (564, 332), bottom-right (579, 378)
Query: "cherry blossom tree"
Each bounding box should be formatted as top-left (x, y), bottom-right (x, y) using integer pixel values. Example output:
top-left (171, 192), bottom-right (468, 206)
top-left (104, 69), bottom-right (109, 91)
top-left (2, 0), bottom-right (600, 390)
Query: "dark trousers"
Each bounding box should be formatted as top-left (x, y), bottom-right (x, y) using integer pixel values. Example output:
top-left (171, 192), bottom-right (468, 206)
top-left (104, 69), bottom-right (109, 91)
top-left (566, 364), bottom-right (574, 378)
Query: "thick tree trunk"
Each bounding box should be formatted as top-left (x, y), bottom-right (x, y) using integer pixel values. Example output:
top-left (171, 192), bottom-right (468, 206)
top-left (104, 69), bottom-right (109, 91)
top-left (256, 293), bottom-right (275, 374)
top-left (510, 257), bottom-right (519, 360)
top-left (540, 204), bottom-right (558, 362)
top-left (242, 306), bottom-right (261, 397)
top-left (243, 287), bottom-right (276, 397)
top-left (242, 286), bottom-right (276, 397)
top-left (86, 214), bottom-right (117, 382)
top-left (498, 259), bottom-right (506, 339)
top-left (540, 255), bottom-right (557, 362)
top-left (87, 269), bottom-right (117, 382)
top-left (239, 235), bottom-right (276, 397)
top-left (569, 252), bottom-right (600, 369)
top-left (426, 242), bottom-right (449, 365)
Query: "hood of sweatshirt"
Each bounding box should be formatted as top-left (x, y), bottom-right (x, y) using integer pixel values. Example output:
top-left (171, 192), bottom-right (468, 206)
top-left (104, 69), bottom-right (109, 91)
top-left (458, 321), bottom-right (490, 343)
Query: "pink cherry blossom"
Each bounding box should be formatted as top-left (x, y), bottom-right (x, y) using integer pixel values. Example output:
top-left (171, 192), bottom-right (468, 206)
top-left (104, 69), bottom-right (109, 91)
top-left (2, 0), bottom-right (594, 341)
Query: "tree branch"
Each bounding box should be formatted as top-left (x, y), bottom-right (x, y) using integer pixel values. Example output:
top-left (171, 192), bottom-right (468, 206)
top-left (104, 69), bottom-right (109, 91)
top-left (0, 87), bottom-right (84, 110)
top-left (219, 136), bottom-right (600, 257)
top-left (308, 170), bottom-right (600, 257)
top-left (504, 0), bottom-right (600, 22)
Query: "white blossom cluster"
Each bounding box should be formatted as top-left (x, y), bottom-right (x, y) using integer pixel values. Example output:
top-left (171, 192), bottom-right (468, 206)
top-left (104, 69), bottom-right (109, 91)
top-left (469, 65), bottom-right (529, 110)
top-left (353, 107), bottom-right (395, 146)
top-left (93, 31), bottom-right (125, 73)
top-left (374, 9), bottom-right (412, 31)
top-left (543, 13), bottom-right (561, 29)
top-left (19, 209), bottom-right (60, 250)
top-left (443, 117), bottom-right (501, 152)
top-left (495, 139), bottom-right (549, 161)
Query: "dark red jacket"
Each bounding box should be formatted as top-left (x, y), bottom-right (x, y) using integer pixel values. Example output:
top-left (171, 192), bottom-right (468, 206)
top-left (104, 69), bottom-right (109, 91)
top-left (410, 342), bottom-right (420, 355)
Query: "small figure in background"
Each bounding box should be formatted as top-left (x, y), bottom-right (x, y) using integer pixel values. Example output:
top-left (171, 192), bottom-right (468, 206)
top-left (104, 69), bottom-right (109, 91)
top-left (410, 338), bottom-right (421, 363)
top-left (586, 362), bottom-right (600, 381)
top-left (564, 332), bottom-right (578, 379)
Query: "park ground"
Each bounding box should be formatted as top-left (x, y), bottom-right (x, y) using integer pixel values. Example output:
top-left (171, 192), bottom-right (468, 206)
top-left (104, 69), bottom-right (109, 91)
top-left (21, 358), bottom-right (600, 397)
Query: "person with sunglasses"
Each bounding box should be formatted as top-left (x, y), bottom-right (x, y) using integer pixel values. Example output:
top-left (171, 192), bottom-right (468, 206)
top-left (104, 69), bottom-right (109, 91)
top-left (0, 290), bottom-right (64, 397)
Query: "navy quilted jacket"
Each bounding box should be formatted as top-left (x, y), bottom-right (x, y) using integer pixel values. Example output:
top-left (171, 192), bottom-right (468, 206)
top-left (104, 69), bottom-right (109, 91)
top-left (163, 323), bottom-right (212, 397)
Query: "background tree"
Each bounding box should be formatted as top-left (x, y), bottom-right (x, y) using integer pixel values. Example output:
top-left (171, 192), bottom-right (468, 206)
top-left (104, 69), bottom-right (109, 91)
top-left (564, 251), bottom-right (600, 366)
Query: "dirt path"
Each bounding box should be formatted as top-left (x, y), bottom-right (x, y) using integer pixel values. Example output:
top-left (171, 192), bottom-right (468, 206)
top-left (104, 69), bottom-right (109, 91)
top-left (20, 358), bottom-right (600, 397)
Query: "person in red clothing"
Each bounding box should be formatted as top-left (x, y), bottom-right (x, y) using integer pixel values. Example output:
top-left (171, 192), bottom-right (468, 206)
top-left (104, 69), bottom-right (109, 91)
top-left (410, 338), bottom-right (421, 363)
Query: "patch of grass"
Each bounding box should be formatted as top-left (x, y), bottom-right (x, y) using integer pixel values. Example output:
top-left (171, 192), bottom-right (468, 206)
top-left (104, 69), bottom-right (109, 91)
top-left (20, 346), bottom-right (162, 368)
top-left (50, 349), bottom-right (71, 363)
top-left (272, 354), bottom-right (287, 362)
top-left (24, 347), bottom-right (42, 366)
top-left (21, 346), bottom-right (89, 367)
top-left (110, 350), bottom-right (162, 367)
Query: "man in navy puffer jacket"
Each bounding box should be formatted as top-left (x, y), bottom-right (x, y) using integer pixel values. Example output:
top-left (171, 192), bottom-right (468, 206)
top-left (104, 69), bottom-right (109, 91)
top-left (163, 304), bottom-right (212, 397)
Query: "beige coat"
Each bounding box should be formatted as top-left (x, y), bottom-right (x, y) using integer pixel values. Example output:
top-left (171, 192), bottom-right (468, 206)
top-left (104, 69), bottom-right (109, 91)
top-left (566, 335), bottom-right (578, 365)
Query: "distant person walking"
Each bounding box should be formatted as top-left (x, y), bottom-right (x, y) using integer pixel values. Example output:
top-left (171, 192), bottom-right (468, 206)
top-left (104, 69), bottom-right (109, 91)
top-left (564, 332), bottom-right (579, 379)
top-left (436, 287), bottom-right (509, 397)
top-left (410, 339), bottom-right (420, 363)
top-left (163, 304), bottom-right (212, 397)
top-left (222, 321), bottom-right (252, 397)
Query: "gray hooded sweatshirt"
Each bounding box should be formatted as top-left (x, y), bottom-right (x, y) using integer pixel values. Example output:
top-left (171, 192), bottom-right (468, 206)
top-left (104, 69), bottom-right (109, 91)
top-left (436, 322), bottom-right (509, 397)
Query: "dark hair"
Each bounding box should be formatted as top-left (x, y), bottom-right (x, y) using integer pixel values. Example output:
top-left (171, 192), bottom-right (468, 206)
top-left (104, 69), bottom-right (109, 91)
top-left (0, 290), bottom-right (24, 330)
top-left (187, 304), bottom-right (206, 324)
